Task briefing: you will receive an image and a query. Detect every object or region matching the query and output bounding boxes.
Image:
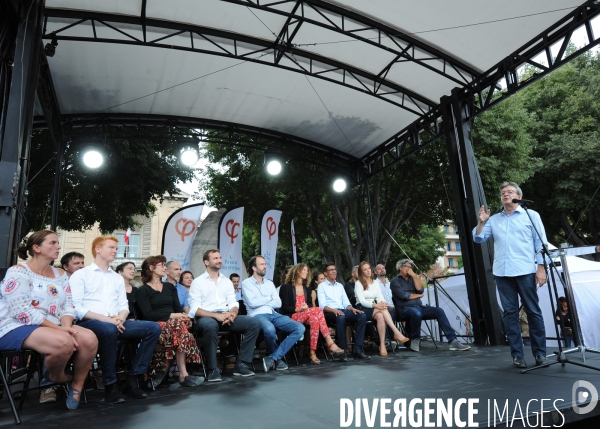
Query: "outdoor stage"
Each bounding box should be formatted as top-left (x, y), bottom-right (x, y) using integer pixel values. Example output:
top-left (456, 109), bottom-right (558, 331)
top-left (2, 342), bottom-right (600, 428)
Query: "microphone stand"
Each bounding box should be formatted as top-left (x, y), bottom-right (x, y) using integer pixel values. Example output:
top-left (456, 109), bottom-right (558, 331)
top-left (518, 202), bottom-right (599, 374)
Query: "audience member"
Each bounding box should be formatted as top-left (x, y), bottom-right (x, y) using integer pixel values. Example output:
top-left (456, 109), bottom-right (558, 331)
top-left (191, 251), bottom-right (261, 381)
top-left (136, 255), bottom-right (203, 388)
top-left (70, 236), bottom-right (162, 403)
top-left (344, 265), bottom-right (359, 307)
top-left (310, 272), bottom-right (325, 307)
top-left (180, 271), bottom-right (194, 294)
top-left (243, 256), bottom-right (305, 372)
top-left (354, 262), bottom-right (408, 355)
top-left (166, 261), bottom-right (189, 314)
top-left (279, 264), bottom-right (345, 364)
top-left (555, 296), bottom-right (574, 347)
top-left (116, 262), bottom-right (138, 320)
top-left (318, 262), bottom-right (370, 361)
top-left (390, 259), bottom-right (470, 353)
top-left (0, 231), bottom-right (98, 410)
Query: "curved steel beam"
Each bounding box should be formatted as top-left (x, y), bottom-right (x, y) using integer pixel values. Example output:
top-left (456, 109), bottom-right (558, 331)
top-left (43, 8), bottom-right (436, 116)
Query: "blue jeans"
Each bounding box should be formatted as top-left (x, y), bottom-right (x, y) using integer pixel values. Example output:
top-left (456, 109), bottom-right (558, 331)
top-left (397, 305), bottom-right (457, 343)
top-left (78, 319), bottom-right (161, 385)
top-left (495, 274), bottom-right (546, 358)
top-left (254, 312), bottom-right (305, 361)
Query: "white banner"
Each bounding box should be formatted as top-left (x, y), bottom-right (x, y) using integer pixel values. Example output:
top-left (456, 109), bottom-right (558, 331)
top-left (161, 202), bottom-right (204, 272)
top-left (218, 207), bottom-right (245, 281)
top-left (261, 209), bottom-right (282, 281)
top-left (291, 220), bottom-right (297, 265)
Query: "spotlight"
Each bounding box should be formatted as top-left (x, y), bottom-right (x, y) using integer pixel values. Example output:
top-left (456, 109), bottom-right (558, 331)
top-left (45, 37), bottom-right (58, 57)
top-left (82, 150), bottom-right (103, 168)
top-left (177, 136), bottom-right (200, 167)
top-left (266, 160), bottom-right (282, 175)
top-left (333, 178), bottom-right (347, 193)
top-left (264, 150), bottom-right (283, 176)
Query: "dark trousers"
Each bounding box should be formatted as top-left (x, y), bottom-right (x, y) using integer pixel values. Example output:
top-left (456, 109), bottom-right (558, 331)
top-left (324, 309), bottom-right (366, 350)
top-left (397, 305), bottom-right (456, 343)
top-left (196, 315), bottom-right (261, 370)
top-left (78, 319), bottom-right (162, 385)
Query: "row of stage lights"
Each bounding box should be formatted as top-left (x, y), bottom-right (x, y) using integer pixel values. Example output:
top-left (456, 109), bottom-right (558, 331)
top-left (81, 142), bottom-right (347, 193)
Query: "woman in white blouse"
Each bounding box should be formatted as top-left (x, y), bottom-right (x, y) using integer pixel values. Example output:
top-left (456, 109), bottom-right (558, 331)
top-left (0, 230), bottom-right (98, 409)
top-left (354, 261), bottom-right (408, 355)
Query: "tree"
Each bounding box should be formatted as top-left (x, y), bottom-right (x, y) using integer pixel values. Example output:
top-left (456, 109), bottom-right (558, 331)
top-left (25, 129), bottom-right (195, 234)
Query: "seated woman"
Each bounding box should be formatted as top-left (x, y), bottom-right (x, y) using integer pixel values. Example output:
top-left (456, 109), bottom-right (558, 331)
top-left (180, 271), bottom-right (194, 295)
top-left (310, 271), bottom-right (325, 308)
top-left (354, 261), bottom-right (408, 356)
top-left (0, 230), bottom-right (98, 410)
top-left (136, 255), bottom-right (203, 388)
top-left (280, 264), bottom-right (345, 364)
top-left (117, 261), bottom-right (137, 320)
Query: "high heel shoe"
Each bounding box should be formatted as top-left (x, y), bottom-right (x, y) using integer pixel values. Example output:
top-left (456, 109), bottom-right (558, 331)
top-left (328, 343), bottom-right (345, 357)
top-left (309, 353), bottom-right (321, 365)
top-left (65, 382), bottom-right (81, 410)
top-left (379, 346), bottom-right (388, 356)
top-left (394, 334), bottom-right (410, 344)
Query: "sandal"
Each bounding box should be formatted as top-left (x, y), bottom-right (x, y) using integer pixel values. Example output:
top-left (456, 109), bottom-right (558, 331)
top-left (328, 343), bottom-right (345, 357)
top-left (309, 352), bottom-right (321, 365)
top-left (65, 382), bottom-right (81, 410)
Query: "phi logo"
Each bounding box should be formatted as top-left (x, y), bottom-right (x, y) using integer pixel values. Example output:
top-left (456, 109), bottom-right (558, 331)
top-left (266, 217), bottom-right (277, 240)
top-left (175, 218), bottom-right (196, 242)
top-left (225, 219), bottom-right (240, 244)
top-left (573, 380), bottom-right (599, 414)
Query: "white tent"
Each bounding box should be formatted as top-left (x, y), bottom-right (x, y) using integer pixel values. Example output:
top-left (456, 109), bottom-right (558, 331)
top-left (422, 253), bottom-right (600, 349)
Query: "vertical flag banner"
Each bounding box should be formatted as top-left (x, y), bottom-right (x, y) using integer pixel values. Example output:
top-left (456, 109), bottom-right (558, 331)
top-left (291, 220), bottom-right (297, 265)
top-left (218, 206), bottom-right (245, 280)
top-left (124, 227), bottom-right (131, 257)
top-left (161, 202), bottom-right (204, 272)
top-left (261, 209), bottom-right (282, 281)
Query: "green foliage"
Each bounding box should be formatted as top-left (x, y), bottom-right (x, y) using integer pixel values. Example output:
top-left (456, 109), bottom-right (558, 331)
top-left (386, 224), bottom-right (446, 275)
top-left (26, 130), bottom-right (195, 234)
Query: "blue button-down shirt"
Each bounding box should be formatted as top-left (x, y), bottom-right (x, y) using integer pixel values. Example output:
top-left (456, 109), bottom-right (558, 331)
top-left (241, 276), bottom-right (281, 317)
top-left (174, 283), bottom-right (189, 309)
top-left (317, 279), bottom-right (351, 310)
top-left (376, 278), bottom-right (395, 307)
top-left (472, 205), bottom-right (547, 277)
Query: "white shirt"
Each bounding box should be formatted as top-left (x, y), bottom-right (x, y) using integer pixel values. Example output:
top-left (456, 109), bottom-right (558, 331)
top-left (70, 263), bottom-right (129, 320)
top-left (376, 277), bottom-right (395, 307)
top-left (354, 280), bottom-right (385, 308)
top-left (188, 272), bottom-right (239, 317)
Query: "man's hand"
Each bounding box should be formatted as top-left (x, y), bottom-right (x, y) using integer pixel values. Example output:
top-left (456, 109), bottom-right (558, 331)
top-left (106, 316), bottom-right (125, 333)
top-left (536, 265), bottom-right (547, 287)
top-left (350, 307), bottom-right (363, 315)
top-left (478, 205), bottom-right (490, 224)
top-left (221, 312), bottom-right (236, 325)
top-left (333, 309), bottom-right (345, 316)
top-left (59, 326), bottom-right (80, 348)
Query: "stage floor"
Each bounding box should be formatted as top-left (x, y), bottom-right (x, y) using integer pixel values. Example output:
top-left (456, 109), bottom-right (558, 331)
top-left (2, 341), bottom-right (600, 428)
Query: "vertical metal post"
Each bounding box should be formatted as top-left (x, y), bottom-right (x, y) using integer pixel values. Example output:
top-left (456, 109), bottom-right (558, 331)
top-left (50, 138), bottom-right (62, 230)
top-left (364, 179), bottom-right (377, 266)
top-left (0, 0), bottom-right (45, 271)
top-left (441, 88), bottom-right (504, 346)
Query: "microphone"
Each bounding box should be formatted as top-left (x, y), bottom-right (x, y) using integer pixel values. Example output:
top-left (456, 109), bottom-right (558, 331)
top-left (513, 199), bottom-right (534, 205)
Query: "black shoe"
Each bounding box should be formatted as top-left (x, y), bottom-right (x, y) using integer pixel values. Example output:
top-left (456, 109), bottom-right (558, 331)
top-left (512, 356), bottom-right (527, 368)
top-left (104, 383), bottom-right (125, 404)
top-left (207, 368), bottom-right (222, 382)
top-left (262, 356), bottom-right (276, 373)
top-left (336, 351), bottom-right (348, 362)
top-left (122, 375), bottom-right (147, 399)
top-left (535, 355), bottom-right (549, 366)
top-left (179, 375), bottom-right (205, 387)
top-left (233, 362), bottom-right (255, 377)
top-left (353, 349), bottom-right (371, 360)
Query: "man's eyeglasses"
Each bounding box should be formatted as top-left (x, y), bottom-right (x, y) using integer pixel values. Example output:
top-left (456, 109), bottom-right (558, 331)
top-left (401, 265), bottom-right (412, 269)
top-left (327, 268), bottom-right (337, 272)
top-left (500, 190), bottom-right (517, 195)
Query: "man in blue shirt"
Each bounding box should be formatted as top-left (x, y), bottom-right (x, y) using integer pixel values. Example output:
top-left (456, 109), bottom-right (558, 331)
top-left (318, 263), bottom-right (370, 360)
top-left (473, 181), bottom-right (548, 369)
top-left (242, 255), bottom-right (305, 373)
top-left (166, 261), bottom-right (189, 313)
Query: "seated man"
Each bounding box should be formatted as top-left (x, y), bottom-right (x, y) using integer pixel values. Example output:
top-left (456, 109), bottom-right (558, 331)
top-left (242, 255), bottom-right (305, 373)
top-left (70, 236), bottom-right (162, 403)
top-left (318, 262), bottom-right (370, 361)
top-left (166, 261), bottom-right (190, 314)
top-left (390, 258), bottom-right (470, 352)
top-left (191, 250), bottom-right (261, 381)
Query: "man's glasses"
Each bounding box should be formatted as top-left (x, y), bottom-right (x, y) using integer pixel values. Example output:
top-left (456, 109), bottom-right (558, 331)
top-left (327, 268), bottom-right (337, 272)
top-left (500, 190), bottom-right (517, 195)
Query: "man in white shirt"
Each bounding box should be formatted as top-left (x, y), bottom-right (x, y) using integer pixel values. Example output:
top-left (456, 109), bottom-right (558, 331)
top-left (242, 255), bottom-right (305, 373)
top-left (191, 250), bottom-right (261, 381)
top-left (70, 236), bottom-right (161, 404)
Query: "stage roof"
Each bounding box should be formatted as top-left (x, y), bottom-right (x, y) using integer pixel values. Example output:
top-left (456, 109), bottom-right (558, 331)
top-left (40, 0), bottom-right (596, 163)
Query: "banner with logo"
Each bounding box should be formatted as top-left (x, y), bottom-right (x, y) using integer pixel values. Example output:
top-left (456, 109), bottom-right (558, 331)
top-left (161, 202), bottom-right (204, 272)
top-left (218, 206), bottom-right (245, 281)
top-left (261, 209), bottom-right (282, 281)
top-left (291, 220), bottom-right (297, 265)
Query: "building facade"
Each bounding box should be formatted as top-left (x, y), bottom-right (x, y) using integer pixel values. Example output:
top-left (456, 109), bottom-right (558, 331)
top-left (438, 221), bottom-right (462, 274)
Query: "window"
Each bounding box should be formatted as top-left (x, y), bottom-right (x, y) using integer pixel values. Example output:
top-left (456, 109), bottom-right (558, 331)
top-left (455, 242), bottom-right (460, 251)
top-left (446, 242), bottom-right (451, 250)
top-left (448, 258), bottom-right (454, 267)
top-left (444, 225), bottom-right (449, 233)
top-left (115, 233), bottom-right (140, 258)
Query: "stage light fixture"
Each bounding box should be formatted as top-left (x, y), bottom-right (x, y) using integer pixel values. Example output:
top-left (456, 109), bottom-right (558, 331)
top-left (45, 37), bottom-right (58, 57)
top-left (264, 151), bottom-right (283, 176)
top-left (82, 150), bottom-right (103, 168)
top-left (177, 136), bottom-right (200, 167)
top-left (333, 178), bottom-right (347, 193)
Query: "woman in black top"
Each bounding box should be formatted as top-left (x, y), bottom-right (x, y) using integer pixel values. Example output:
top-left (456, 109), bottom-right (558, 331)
top-left (136, 255), bottom-right (203, 388)
top-left (116, 262), bottom-right (137, 320)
